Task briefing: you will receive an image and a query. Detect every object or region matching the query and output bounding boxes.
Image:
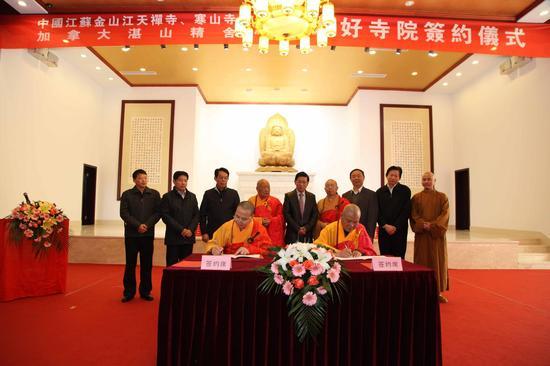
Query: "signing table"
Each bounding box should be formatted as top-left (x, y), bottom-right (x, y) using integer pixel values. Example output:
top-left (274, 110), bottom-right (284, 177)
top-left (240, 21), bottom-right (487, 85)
top-left (157, 254), bottom-right (442, 366)
top-left (0, 219), bottom-right (69, 302)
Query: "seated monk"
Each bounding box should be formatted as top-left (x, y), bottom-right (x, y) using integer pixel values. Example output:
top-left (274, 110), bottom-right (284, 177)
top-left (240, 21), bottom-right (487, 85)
top-left (314, 179), bottom-right (349, 239)
top-left (314, 204), bottom-right (377, 257)
top-left (248, 179), bottom-right (285, 246)
top-left (206, 201), bottom-right (271, 256)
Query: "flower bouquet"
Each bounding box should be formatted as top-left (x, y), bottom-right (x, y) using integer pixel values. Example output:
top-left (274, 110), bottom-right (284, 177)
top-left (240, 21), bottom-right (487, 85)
top-left (257, 243), bottom-right (347, 342)
top-left (8, 198), bottom-right (68, 257)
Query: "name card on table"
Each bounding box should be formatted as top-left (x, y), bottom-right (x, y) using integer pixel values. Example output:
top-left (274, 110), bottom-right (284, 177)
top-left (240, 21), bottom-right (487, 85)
top-left (201, 255), bottom-right (232, 271)
top-left (372, 257), bottom-right (403, 271)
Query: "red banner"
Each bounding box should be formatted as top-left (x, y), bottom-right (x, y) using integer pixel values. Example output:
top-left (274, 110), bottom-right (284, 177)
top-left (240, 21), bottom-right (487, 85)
top-left (1, 12), bottom-right (549, 57)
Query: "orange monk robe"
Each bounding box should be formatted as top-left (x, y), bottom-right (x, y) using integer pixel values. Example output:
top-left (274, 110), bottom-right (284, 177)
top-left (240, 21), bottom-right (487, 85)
top-left (205, 218), bottom-right (272, 255)
top-left (314, 220), bottom-right (377, 256)
top-left (314, 196), bottom-right (350, 238)
top-left (410, 189), bottom-right (449, 293)
top-left (248, 195), bottom-right (285, 246)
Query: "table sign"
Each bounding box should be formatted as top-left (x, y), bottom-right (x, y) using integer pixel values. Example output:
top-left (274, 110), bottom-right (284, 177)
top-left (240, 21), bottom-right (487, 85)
top-left (200, 255), bottom-right (232, 271)
top-left (372, 256), bottom-right (403, 271)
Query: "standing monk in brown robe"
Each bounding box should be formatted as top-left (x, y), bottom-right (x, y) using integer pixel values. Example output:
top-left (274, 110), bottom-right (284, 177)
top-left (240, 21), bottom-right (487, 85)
top-left (410, 172), bottom-right (450, 303)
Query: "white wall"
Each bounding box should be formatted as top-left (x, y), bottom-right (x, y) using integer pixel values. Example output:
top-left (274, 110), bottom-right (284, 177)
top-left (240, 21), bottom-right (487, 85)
top-left (452, 58), bottom-right (550, 234)
top-left (0, 50), bottom-right (103, 220)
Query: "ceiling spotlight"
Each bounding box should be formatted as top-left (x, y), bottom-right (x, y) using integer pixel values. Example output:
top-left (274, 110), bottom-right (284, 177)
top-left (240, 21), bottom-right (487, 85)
top-left (301, 68), bottom-right (308, 72)
top-left (62, 39), bottom-right (69, 44)
top-left (273, 87), bottom-right (280, 91)
top-left (80, 54), bottom-right (87, 58)
top-left (395, 49), bottom-right (402, 55)
top-left (95, 66), bottom-right (101, 70)
top-left (17, 1), bottom-right (27, 7)
top-left (139, 67), bottom-right (146, 72)
top-left (540, 10), bottom-right (549, 16)
top-left (428, 50), bottom-right (438, 57)
top-left (472, 60), bottom-right (479, 65)
top-left (181, 47), bottom-right (188, 52)
top-left (442, 82), bottom-right (448, 86)
top-left (160, 44), bottom-right (166, 49)
top-left (404, 1), bottom-right (415, 6)
top-left (108, 77), bottom-right (114, 81)
top-left (192, 67), bottom-right (199, 72)
top-left (330, 45), bottom-right (336, 51)
top-left (491, 46), bottom-right (497, 51)
top-left (411, 71), bottom-right (418, 76)
top-left (193, 44), bottom-right (199, 50)
top-left (357, 70), bottom-right (364, 74)
top-left (224, 44), bottom-right (229, 50)
top-left (456, 72), bottom-right (462, 77)
top-left (245, 67), bottom-right (252, 72)
top-left (245, 88), bottom-right (253, 92)
top-left (122, 45), bottom-right (130, 52)
top-left (301, 88), bottom-right (308, 92)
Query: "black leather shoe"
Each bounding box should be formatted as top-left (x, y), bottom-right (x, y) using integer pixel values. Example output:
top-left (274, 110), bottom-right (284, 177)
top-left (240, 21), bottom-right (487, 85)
top-left (141, 294), bottom-right (154, 301)
top-left (121, 296), bottom-right (134, 303)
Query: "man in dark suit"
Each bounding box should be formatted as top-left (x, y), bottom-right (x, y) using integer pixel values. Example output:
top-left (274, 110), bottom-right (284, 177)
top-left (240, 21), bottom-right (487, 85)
top-left (342, 168), bottom-right (378, 240)
top-left (160, 171), bottom-right (200, 266)
top-left (283, 171), bottom-right (319, 243)
top-left (119, 169), bottom-right (161, 303)
top-left (199, 167), bottom-right (240, 242)
top-left (376, 166), bottom-right (411, 259)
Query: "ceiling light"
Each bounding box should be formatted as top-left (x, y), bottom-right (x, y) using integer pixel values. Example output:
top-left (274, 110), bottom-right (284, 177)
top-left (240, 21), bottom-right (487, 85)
top-left (245, 88), bottom-right (253, 92)
top-left (157, 0), bottom-right (165, 2)
top-left (456, 72), bottom-right (462, 77)
top-left (80, 54), bottom-right (87, 58)
top-left (235, 0), bottom-right (336, 55)
top-left (395, 49), bottom-right (402, 55)
top-left (428, 50), bottom-right (438, 57)
top-left (273, 87), bottom-right (280, 91)
top-left (364, 47), bottom-right (376, 55)
top-left (193, 44), bottom-right (199, 50)
top-left (224, 44), bottom-right (229, 51)
top-left (95, 66), bottom-right (101, 70)
top-left (17, 1), bottom-right (27, 7)
top-left (139, 67), bottom-right (146, 72)
top-left (160, 44), bottom-right (166, 49)
top-left (108, 77), bottom-right (114, 81)
top-left (301, 88), bottom-right (308, 92)
top-left (245, 67), bottom-right (252, 72)
top-left (404, 1), bottom-right (415, 6)
top-left (192, 67), bottom-right (199, 72)
top-left (540, 10), bottom-right (549, 16)
top-left (181, 47), bottom-right (188, 52)
top-left (411, 71), bottom-right (418, 76)
top-left (471, 60), bottom-right (479, 65)
top-left (122, 45), bottom-right (130, 52)
top-left (491, 46), bottom-right (497, 51)
top-left (330, 45), bottom-right (336, 51)
top-left (301, 68), bottom-right (308, 72)
top-left (62, 39), bottom-right (69, 44)
top-left (442, 82), bottom-right (448, 86)
top-left (357, 70), bottom-right (364, 74)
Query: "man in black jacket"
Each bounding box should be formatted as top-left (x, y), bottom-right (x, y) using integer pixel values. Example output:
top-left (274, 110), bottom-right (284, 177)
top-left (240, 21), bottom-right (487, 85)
top-left (343, 168), bottom-right (378, 241)
top-left (199, 167), bottom-right (240, 242)
top-left (161, 171), bottom-right (200, 266)
top-left (119, 169), bottom-right (161, 303)
top-left (283, 171), bottom-right (319, 243)
top-left (376, 166), bottom-right (411, 259)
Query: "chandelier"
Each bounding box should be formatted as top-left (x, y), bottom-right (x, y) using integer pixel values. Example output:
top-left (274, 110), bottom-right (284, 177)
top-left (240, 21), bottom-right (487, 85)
top-left (234, 0), bottom-right (337, 56)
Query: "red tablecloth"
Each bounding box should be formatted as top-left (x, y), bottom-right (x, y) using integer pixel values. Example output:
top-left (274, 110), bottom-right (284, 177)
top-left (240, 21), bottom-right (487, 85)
top-left (0, 219), bottom-right (69, 302)
top-left (157, 254), bottom-right (442, 366)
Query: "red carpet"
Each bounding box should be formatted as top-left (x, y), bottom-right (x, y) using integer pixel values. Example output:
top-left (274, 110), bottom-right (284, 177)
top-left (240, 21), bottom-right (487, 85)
top-left (1, 265), bottom-right (549, 366)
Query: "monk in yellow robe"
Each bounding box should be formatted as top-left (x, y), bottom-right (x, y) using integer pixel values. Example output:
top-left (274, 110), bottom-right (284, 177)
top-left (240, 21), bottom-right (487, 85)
top-left (248, 179), bottom-right (285, 246)
top-left (410, 172), bottom-right (450, 303)
top-left (314, 179), bottom-right (349, 239)
top-left (206, 201), bottom-right (271, 256)
top-left (315, 204), bottom-right (377, 257)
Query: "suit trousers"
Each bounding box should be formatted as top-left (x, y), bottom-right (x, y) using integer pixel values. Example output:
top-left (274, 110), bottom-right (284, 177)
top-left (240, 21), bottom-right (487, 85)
top-left (123, 236), bottom-right (154, 298)
top-left (166, 244), bottom-right (193, 266)
top-left (378, 230), bottom-right (408, 259)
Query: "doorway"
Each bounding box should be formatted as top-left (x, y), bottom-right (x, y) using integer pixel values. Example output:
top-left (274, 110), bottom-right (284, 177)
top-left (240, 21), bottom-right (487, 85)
top-left (455, 168), bottom-right (470, 230)
top-left (82, 164), bottom-right (97, 225)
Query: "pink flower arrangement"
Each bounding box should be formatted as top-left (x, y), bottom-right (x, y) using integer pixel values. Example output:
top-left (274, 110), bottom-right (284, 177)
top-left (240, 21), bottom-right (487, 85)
top-left (8, 199), bottom-right (67, 256)
top-left (258, 243), bottom-right (347, 342)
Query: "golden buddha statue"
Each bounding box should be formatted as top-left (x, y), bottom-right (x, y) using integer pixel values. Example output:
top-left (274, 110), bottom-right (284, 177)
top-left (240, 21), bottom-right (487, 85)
top-left (257, 113), bottom-right (296, 172)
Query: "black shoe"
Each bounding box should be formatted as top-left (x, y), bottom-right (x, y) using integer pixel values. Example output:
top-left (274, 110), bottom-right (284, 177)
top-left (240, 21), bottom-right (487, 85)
top-left (121, 295), bottom-right (134, 303)
top-left (141, 294), bottom-right (154, 301)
